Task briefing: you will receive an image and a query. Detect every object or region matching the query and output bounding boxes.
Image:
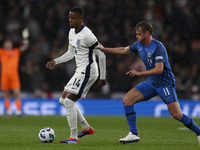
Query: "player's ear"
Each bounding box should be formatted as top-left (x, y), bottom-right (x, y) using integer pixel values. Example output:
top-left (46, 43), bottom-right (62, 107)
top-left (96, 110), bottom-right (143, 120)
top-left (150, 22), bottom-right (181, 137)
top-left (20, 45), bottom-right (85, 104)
top-left (145, 31), bottom-right (150, 36)
top-left (80, 16), bottom-right (83, 21)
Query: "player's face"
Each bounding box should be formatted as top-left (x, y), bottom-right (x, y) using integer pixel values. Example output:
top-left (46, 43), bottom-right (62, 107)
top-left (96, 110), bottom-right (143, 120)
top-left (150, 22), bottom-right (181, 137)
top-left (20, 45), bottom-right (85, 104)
top-left (136, 27), bottom-right (149, 44)
top-left (68, 12), bottom-right (83, 29)
top-left (3, 41), bottom-right (13, 50)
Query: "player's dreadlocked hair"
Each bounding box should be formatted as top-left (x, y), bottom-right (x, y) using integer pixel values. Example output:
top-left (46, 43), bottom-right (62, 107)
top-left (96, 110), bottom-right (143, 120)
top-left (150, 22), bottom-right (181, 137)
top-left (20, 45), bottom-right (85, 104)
top-left (135, 20), bottom-right (153, 35)
top-left (70, 6), bottom-right (84, 17)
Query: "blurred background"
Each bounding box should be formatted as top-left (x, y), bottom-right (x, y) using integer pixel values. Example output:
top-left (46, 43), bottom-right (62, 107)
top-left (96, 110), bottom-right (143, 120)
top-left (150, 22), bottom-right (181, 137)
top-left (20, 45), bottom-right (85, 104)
top-left (0, 0), bottom-right (200, 101)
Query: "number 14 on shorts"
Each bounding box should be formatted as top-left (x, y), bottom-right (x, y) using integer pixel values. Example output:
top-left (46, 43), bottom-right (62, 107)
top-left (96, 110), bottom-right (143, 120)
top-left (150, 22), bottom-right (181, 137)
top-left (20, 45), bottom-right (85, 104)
top-left (73, 78), bottom-right (81, 88)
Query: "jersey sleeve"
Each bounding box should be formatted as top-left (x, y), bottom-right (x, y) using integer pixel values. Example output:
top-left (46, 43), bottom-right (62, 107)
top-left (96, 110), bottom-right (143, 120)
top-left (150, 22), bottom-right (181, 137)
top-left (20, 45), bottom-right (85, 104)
top-left (54, 45), bottom-right (74, 65)
top-left (84, 30), bottom-right (98, 47)
top-left (154, 44), bottom-right (166, 63)
top-left (93, 49), bottom-right (106, 80)
top-left (129, 41), bottom-right (139, 52)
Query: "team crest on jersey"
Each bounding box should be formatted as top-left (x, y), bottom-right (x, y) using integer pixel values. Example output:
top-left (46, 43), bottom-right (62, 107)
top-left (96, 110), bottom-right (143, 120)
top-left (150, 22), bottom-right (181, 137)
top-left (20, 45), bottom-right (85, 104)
top-left (77, 39), bottom-right (81, 47)
top-left (148, 52), bottom-right (151, 58)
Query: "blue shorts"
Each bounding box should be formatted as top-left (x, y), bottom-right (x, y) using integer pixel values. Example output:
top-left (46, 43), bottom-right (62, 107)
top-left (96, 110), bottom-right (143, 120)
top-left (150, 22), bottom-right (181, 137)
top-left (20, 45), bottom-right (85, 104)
top-left (135, 81), bottom-right (178, 104)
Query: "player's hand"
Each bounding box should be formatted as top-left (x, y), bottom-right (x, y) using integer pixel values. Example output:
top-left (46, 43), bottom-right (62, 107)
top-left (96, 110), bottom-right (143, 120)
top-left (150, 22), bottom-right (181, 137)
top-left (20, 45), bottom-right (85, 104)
top-left (97, 79), bottom-right (106, 87)
top-left (126, 70), bottom-right (142, 77)
top-left (46, 60), bottom-right (56, 69)
top-left (95, 43), bottom-right (104, 51)
top-left (22, 27), bottom-right (29, 39)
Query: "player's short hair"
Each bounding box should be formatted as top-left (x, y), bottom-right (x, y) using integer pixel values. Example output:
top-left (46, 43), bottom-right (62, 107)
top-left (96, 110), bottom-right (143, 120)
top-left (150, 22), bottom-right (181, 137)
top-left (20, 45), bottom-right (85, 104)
top-left (70, 6), bottom-right (84, 17)
top-left (4, 39), bottom-right (13, 44)
top-left (135, 21), bottom-right (153, 35)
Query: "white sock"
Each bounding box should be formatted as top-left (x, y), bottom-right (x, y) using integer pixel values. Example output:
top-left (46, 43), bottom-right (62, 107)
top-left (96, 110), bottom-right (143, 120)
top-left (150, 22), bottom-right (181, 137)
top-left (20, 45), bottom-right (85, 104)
top-left (7, 110), bottom-right (11, 115)
top-left (16, 110), bottom-right (22, 115)
top-left (75, 105), bottom-right (90, 130)
top-left (64, 98), bottom-right (77, 139)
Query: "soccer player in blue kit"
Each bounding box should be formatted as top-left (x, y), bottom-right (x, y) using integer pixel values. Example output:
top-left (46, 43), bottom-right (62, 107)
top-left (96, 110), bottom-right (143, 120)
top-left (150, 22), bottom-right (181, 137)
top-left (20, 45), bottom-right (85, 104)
top-left (96, 21), bottom-right (200, 144)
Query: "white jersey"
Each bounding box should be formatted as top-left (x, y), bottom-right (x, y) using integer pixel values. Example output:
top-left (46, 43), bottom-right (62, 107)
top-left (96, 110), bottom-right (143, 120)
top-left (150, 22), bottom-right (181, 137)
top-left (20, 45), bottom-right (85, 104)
top-left (54, 24), bottom-right (106, 97)
top-left (68, 24), bottom-right (99, 76)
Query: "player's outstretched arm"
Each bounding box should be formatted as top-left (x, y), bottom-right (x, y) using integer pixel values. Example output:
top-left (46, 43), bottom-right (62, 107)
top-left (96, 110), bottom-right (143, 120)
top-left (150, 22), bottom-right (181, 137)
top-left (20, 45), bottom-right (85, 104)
top-left (53, 44), bottom-right (74, 64)
top-left (20, 27), bottom-right (29, 52)
top-left (93, 48), bottom-right (106, 87)
top-left (46, 44), bottom-right (74, 69)
top-left (126, 62), bottom-right (164, 77)
top-left (96, 43), bottom-right (130, 55)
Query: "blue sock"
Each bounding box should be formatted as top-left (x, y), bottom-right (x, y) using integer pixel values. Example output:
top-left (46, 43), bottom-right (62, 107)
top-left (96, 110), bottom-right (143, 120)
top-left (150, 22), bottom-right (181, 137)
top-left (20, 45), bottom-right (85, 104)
top-left (180, 114), bottom-right (200, 136)
top-left (124, 105), bottom-right (138, 135)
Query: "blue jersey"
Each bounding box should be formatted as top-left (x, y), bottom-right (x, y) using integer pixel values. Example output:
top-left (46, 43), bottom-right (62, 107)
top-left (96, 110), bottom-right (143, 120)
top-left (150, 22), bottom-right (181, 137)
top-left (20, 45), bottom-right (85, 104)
top-left (129, 38), bottom-right (175, 87)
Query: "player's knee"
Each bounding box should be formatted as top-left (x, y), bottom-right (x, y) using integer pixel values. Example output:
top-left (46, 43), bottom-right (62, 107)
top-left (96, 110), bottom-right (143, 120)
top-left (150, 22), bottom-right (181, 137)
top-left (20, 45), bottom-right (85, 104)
top-left (123, 95), bottom-right (139, 106)
top-left (122, 96), bottom-right (132, 106)
top-left (64, 98), bottom-right (75, 109)
top-left (59, 97), bottom-right (65, 106)
top-left (171, 112), bottom-right (182, 120)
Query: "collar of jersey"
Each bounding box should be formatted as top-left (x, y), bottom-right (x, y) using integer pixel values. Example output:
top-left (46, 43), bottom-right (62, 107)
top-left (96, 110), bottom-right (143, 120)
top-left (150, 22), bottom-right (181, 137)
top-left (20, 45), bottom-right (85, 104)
top-left (75, 24), bottom-right (85, 34)
top-left (141, 38), bottom-right (154, 48)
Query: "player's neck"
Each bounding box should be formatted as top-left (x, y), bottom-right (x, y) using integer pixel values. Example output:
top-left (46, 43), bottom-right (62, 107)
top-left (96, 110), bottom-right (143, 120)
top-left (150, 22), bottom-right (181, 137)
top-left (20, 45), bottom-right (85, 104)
top-left (75, 23), bottom-right (84, 33)
top-left (144, 37), bottom-right (152, 47)
top-left (4, 48), bottom-right (12, 50)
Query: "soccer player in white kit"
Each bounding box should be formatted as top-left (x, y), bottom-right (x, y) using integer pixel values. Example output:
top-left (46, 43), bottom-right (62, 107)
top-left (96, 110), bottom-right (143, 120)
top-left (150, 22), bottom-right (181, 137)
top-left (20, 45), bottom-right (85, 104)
top-left (46, 6), bottom-right (106, 143)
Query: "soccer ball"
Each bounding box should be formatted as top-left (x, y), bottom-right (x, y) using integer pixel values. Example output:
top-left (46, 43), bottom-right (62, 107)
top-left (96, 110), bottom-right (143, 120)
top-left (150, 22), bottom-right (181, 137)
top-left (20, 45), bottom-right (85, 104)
top-left (38, 127), bottom-right (55, 143)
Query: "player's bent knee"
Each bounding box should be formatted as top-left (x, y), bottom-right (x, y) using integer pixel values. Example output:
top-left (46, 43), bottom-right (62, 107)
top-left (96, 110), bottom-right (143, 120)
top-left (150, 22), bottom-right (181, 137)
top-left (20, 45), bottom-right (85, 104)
top-left (122, 88), bottom-right (144, 106)
top-left (123, 95), bottom-right (141, 106)
top-left (59, 97), bottom-right (65, 106)
top-left (64, 98), bottom-right (75, 109)
top-left (122, 96), bottom-right (134, 106)
top-left (171, 112), bottom-right (183, 120)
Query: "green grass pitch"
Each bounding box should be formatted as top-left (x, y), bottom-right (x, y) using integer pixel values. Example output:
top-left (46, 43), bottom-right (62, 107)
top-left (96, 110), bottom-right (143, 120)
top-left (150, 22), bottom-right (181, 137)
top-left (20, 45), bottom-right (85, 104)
top-left (0, 115), bottom-right (200, 150)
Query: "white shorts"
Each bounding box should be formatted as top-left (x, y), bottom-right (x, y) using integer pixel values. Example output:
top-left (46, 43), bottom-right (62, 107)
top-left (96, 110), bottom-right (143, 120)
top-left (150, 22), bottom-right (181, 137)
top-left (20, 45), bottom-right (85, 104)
top-left (64, 72), bottom-right (98, 98)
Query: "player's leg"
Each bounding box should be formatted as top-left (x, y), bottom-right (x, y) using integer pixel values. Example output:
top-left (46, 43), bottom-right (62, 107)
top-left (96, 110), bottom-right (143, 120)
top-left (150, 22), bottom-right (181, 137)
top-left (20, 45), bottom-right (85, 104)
top-left (76, 77), bottom-right (97, 138)
top-left (13, 89), bottom-right (22, 116)
top-left (1, 76), bottom-right (11, 116)
top-left (4, 91), bottom-right (11, 116)
top-left (123, 88), bottom-right (144, 135)
top-left (119, 88), bottom-right (143, 144)
top-left (60, 91), bottom-right (90, 132)
top-left (119, 81), bottom-right (157, 143)
top-left (167, 102), bottom-right (200, 144)
top-left (76, 105), bottom-right (95, 138)
top-left (60, 73), bottom-right (98, 143)
top-left (59, 91), bottom-right (67, 107)
top-left (60, 92), bottom-right (79, 143)
top-left (12, 75), bottom-right (22, 116)
top-left (75, 105), bottom-right (90, 130)
top-left (59, 92), bottom-right (93, 138)
top-left (158, 85), bottom-right (200, 144)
